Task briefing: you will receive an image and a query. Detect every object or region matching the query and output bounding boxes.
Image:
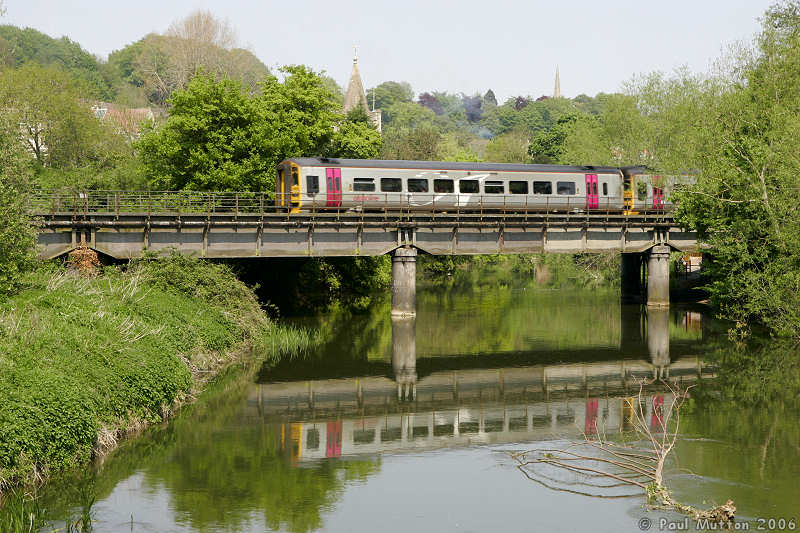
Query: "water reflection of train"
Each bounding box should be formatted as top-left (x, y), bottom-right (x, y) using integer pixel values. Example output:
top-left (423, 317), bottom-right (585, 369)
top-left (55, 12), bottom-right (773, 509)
top-left (259, 357), bottom-right (715, 463)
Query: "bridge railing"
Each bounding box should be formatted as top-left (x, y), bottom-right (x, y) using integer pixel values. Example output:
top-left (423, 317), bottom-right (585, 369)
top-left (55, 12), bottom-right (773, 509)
top-left (29, 190), bottom-right (676, 217)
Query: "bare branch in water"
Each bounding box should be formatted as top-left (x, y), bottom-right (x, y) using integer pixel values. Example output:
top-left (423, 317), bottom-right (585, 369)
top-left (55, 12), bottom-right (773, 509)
top-left (511, 379), bottom-right (736, 526)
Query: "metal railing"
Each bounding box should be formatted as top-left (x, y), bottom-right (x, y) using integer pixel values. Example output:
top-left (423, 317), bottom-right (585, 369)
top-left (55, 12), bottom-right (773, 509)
top-left (28, 190), bottom-right (677, 219)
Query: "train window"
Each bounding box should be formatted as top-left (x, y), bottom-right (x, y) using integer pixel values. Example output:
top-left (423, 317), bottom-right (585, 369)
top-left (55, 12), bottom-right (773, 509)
top-left (407, 178), bottom-right (429, 193)
top-left (306, 175), bottom-right (319, 194)
top-left (459, 180), bottom-right (479, 193)
top-left (354, 178), bottom-right (375, 192)
top-left (381, 178), bottom-right (402, 192)
top-left (557, 181), bottom-right (576, 195)
top-left (434, 179), bottom-right (454, 193)
top-left (602, 182), bottom-right (608, 196)
top-left (533, 181), bottom-right (552, 194)
top-left (306, 429), bottom-right (320, 450)
top-left (637, 182), bottom-right (648, 201)
top-left (291, 167), bottom-right (299, 186)
top-left (509, 181), bottom-right (529, 194)
top-left (484, 181), bottom-right (504, 194)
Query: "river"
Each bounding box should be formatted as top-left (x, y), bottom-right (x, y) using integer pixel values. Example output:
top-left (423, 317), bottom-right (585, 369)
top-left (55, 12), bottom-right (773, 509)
top-left (32, 279), bottom-right (800, 532)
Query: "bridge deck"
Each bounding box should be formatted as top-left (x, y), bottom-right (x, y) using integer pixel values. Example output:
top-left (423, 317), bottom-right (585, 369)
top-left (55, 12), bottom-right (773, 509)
top-left (31, 191), bottom-right (698, 259)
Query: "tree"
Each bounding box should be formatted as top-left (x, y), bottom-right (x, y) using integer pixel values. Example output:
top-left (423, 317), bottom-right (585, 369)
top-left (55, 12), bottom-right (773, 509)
top-left (670, 3), bottom-right (800, 336)
top-left (366, 81), bottom-right (414, 112)
top-left (486, 129), bottom-right (530, 163)
top-left (483, 89), bottom-right (497, 107)
top-left (0, 118), bottom-right (36, 297)
top-left (0, 25), bottom-right (114, 100)
top-left (462, 93), bottom-right (483, 123)
top-left (0, 64), bottom-right (109, 167)
top-left (138, 65), bottom-right (380, 191)
top-left (528, 113), bottom-right (599, 164)
top-left (380, 126), bottom-right (441, 160)
top-left (108, 11), bottom-right (269, 107)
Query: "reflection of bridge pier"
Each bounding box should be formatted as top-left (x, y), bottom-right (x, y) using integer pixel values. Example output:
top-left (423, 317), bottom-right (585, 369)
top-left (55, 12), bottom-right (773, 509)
top-left (392, 316), bottom-right (416, 401)
top-left (647, 308), bottom-right (670, 379)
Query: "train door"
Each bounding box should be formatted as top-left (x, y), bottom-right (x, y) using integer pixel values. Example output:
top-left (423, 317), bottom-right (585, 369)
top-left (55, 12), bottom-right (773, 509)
top-left (326, 420), bottom-right (342, 457)
top-left (326, 168), bottom-right (342, 208)
top-left (585, 399), bottom-right (599, 435)
top-left (652, 177), bottom-right (665, 210)
top-left (585, 174), bottom-right (599, 209)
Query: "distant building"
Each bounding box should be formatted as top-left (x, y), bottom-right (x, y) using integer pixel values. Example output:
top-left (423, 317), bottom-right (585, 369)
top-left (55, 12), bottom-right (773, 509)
top-left (91, 102), bottom-right (155, 139)
top-left (342, 49), bottom-right (381, 133)
top-left (553, 66), bottom-right (562, 99)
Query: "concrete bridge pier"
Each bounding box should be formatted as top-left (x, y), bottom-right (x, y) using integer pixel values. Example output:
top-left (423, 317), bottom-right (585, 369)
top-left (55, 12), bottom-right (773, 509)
top-left (647, 246), bottom-right (671, 307)
top-left (391, 246), bottom-right (417, 317)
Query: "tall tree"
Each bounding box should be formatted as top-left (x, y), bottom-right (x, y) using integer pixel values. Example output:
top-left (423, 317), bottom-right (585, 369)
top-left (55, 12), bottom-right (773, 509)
top-left (138, 66), bottom-right (380, 191)
top-left (0, 117), bottom-right (36, 297)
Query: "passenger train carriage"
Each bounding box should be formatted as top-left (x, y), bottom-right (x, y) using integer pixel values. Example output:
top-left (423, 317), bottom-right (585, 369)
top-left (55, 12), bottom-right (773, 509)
top-left (276, 158), bottom-right (678, 215)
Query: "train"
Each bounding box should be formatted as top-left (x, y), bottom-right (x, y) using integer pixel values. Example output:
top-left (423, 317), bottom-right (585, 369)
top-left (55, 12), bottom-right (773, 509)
top-left (275, 158), bottom-right (684, 215)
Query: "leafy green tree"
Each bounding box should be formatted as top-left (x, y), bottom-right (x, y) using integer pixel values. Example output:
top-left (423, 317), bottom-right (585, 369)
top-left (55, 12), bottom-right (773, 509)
top-left (528, 113), bottom-right (598, 164)
top-left (0, 25), bottom-right (114, 100)
top-left (485, 128), bottom-right (530, 163)
top-left (671, 4), bottom-right (800, 336)
top-left (327, 120), bottom-right (381, 159)
top-left (138, 65), bottom-right (380, 191)
top-left (0, 119), bottom-right (36, 297)
top-left (382, 101), bottom-right (438, 129)
top-left (0, 63), bottom-right (135, 184)
top-left (366, 81), bottom-right (414, 114)
top-left (380, 126), bottom-right (441, 160)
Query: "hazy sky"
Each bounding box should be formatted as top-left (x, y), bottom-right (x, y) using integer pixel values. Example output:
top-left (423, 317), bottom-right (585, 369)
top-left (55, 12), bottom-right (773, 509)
top-left (4, 0), bottom-right (773, 101)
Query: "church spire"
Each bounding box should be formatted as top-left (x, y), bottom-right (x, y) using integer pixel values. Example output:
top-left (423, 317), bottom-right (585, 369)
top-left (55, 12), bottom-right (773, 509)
top-left (342, 47), bottom-right (382, 133)
top-left (343, 45), bottom-right (369, 114)
top-left (553, 66), bottom-right (562, 98)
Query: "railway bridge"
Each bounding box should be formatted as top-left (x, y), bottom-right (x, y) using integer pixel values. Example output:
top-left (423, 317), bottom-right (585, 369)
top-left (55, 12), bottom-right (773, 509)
top-left (32, 191), bottom-right (700, 312)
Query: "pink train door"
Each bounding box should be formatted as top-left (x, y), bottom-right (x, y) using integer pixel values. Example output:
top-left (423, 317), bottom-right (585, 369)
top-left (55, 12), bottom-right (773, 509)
top-left (652, 181), bottom-right (665, 210)
top-left (326, 420), bottom-right (342, 457)
top-left (585, 399), bottom-right (599, 435)
top-left (326, 168), bottom-right (342, 208)
top-left (585, 174), bottom-right (598, 209)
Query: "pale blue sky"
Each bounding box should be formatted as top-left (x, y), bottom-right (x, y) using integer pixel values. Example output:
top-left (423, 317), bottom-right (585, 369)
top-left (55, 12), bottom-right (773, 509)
top-left (4, 0), bottom-right (772, 101)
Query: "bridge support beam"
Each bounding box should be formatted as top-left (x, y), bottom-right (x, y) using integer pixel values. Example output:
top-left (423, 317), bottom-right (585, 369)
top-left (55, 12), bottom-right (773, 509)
top-left (620, 253), bottom-right (645, 304)
top-left (647, 246), bottom-right (671, 307)
top-left (391, 246), bottom-right (417, 317)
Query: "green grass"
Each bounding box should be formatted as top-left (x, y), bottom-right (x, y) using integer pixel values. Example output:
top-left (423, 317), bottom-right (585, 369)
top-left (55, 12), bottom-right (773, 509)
top-left (0, 254), bottom-right (317, 499)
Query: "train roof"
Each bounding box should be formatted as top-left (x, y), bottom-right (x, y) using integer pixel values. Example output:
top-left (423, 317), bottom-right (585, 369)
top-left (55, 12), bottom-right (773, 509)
top-left (283, 158), bottom-right (645, 175)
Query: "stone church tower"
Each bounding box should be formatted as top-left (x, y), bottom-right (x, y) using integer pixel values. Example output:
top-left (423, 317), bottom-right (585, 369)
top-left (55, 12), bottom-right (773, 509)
top-left (343, 48), bottom-right (381, 133)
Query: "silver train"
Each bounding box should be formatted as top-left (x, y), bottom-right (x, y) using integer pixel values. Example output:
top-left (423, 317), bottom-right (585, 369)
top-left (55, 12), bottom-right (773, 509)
top-left (276, 158), bottom-right (681, 214)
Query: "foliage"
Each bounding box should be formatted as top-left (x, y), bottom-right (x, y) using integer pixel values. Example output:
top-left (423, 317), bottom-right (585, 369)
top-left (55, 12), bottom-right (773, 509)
top-left (380, 126), bottom-right (442, 160)
top-left (528, 112), bottom-right (598, 164)
top-left (366, 81), bottom-right (414, 119)
top-left (0, 120), bottom-right (36, 298)
top-left (0, 254), bottom-right (315, 494)
top-left (139, 66), bottom-right (379, 191)
top-left (106, 11), bottom-right (269, 107)
top-left (485, 128), bottom-right (530, 163)
top-left (0, 25), bottom-right (114, 100)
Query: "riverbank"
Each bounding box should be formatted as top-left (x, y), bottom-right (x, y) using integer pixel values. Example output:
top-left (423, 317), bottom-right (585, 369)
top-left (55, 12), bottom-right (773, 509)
top-left (0, 253), bottom-right (314, 499)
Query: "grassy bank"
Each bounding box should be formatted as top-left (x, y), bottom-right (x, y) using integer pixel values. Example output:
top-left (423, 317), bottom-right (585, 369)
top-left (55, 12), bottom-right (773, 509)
top-left (0, 253), bottom-right (315, 498)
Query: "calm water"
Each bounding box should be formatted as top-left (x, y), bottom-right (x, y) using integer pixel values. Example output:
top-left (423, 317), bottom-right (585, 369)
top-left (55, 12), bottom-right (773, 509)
top-left (33, 282), bottom-right (800, 532)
